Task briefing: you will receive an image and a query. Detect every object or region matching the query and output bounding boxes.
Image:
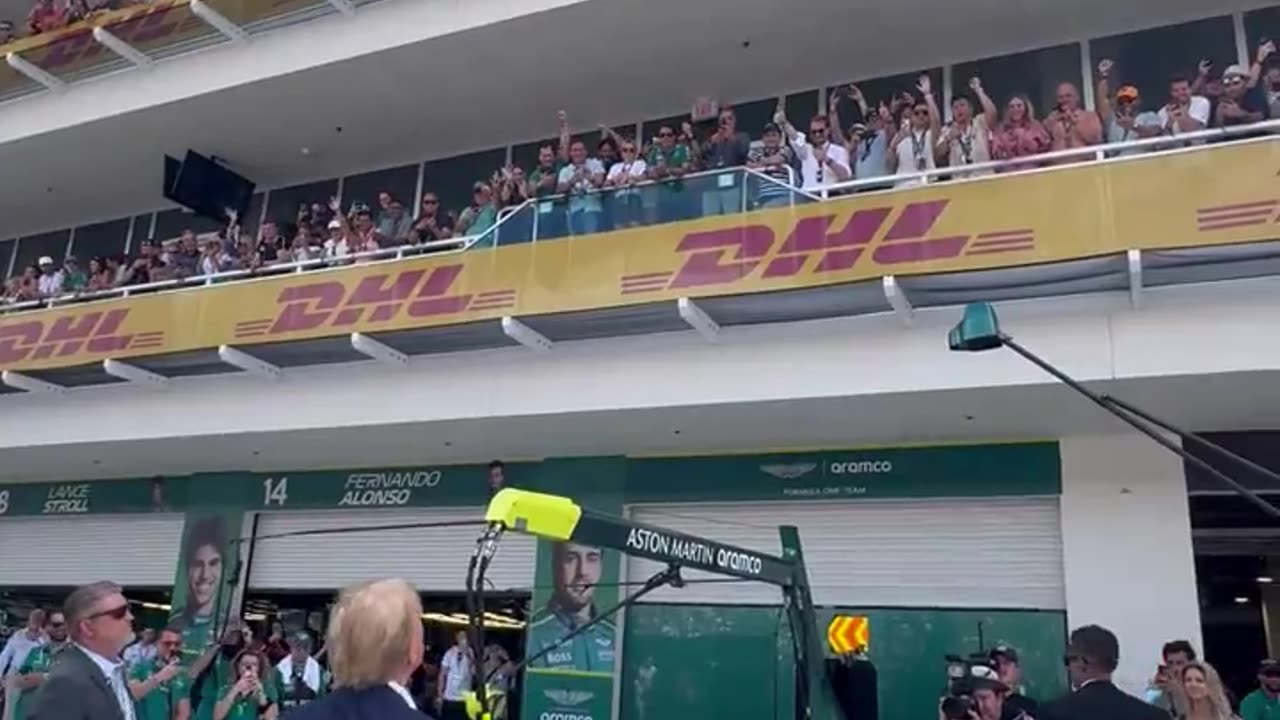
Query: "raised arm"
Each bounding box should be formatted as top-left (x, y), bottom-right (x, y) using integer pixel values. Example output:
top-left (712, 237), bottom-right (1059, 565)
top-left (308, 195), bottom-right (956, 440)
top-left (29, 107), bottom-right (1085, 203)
top-left (556, 110), bottom-right (571, 163)
top-left (919, 74), bottom-right (942, 137)
top-left (972, 77), bottom-right (998, 128)
top-left (1095, 60), bottom-right (1115, 123)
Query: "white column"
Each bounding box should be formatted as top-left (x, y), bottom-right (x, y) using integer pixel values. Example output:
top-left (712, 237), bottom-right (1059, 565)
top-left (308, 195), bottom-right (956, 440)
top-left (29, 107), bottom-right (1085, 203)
top-left (1059, 434), bottom-right (1201, 696)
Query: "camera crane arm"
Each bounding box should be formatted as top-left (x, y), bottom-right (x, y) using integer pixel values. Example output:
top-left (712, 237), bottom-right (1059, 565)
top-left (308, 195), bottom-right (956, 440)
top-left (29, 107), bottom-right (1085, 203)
top-left (463, 488), bottom-right (839, 720)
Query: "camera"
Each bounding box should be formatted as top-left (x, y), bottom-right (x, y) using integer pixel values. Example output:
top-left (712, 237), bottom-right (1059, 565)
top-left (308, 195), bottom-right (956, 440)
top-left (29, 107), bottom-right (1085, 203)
top-left (941, 654), bottom-right (1004, 720)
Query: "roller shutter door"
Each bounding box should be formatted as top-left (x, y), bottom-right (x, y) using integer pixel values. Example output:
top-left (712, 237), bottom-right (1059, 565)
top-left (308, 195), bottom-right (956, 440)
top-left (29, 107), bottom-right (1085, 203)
top-left (627, 497), bottom-right (1064, 609)
top-left (248, 508), bottom-right (536, 591)
top-left (0, 514), bottom-right (185, 587)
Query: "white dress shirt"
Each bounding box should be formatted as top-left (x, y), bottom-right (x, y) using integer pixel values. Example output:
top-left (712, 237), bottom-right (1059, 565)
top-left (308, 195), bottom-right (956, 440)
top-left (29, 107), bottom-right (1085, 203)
top-left (0, 631), bottom-right (46, 678)
top-left (790, 132), bottom-right (851, 191)
top-left (75, 643), bottom-right (136, 720)
top-left (388, 681), bottom-right (417, 708)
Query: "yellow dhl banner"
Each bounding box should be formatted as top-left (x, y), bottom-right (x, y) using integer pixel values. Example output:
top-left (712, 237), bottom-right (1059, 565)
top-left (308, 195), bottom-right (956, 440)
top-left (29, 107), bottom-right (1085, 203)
top-left (0, 0), bottom-right (323, 96)
top-left (1, 140), bottom-right (1276, 372)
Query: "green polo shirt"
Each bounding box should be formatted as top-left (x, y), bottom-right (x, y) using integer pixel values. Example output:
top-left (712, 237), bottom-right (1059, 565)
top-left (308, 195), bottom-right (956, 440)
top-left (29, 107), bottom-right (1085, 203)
top-left (191, 654), bottom-right (235, 720)
top-left (12, 642), bottom-right (68, 720)
top-left (131, 658), bottom-right (190, 720)
top-left (530, 161), bottom-right (567, 198)
top-left (214, 677), bottom-right (279, 720)
top-left (526, 607), bottom-right (616, 673)
top-left (1241, 689), bottom-right (1280, 720)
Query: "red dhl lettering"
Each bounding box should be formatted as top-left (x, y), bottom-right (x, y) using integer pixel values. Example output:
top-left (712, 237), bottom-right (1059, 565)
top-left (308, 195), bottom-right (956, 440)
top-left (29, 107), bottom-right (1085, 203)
top-left (0, 309), bottom-right (150, 366)
top-left (261, 265), bottom-right (515, 336)
top-left (36, 1), bottom-right (200, 70)
top-left (657, 200), bottom-right (1018, 292)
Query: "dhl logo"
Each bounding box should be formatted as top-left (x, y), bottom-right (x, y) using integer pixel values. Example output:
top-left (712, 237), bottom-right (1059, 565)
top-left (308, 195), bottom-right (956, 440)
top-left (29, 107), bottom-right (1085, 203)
top-left (33, 1), bottom-right (204, 71)
top-left (0, 309), bottom-right (165, 366)
top-left (1196, 200), bottom-right (1280, 232)
top-left (620, 199), bottom-right (1036, 294)
top-left (236, 265), bottom-right (518, 338)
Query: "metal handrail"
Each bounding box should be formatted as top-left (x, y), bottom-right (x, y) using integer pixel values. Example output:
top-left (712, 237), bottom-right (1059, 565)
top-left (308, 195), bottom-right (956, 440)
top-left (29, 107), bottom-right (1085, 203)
top-left (0, 201), bottom-right (536, 313)
top-left (815, 117), bottom-right (1280, 196)
top-left (529, 164), bottom-right (806, 206)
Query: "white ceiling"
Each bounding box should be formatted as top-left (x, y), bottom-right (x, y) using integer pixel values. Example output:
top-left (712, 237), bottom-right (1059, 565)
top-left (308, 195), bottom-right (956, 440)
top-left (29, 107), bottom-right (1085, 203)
top-left (1, 369), bottom-right (1278, 483)
top-left (0, 0), bottom-right (1268, 237)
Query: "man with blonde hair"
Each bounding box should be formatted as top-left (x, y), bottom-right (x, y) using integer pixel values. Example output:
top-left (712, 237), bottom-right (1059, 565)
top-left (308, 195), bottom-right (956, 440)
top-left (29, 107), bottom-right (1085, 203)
top-left (286, 578), bottom-right (430, 720)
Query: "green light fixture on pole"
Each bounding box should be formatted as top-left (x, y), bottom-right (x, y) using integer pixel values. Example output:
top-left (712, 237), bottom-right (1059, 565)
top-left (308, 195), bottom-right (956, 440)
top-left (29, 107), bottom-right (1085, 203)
top-left (947, 302), bottom-right (1280, 520)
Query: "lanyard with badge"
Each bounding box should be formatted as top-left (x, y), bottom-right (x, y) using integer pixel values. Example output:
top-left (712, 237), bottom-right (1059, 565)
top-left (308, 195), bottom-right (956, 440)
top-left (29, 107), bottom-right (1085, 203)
top-left (910, 129), bottom-right (928, 171)
top-left (956, 124), bottom-right (975, 165)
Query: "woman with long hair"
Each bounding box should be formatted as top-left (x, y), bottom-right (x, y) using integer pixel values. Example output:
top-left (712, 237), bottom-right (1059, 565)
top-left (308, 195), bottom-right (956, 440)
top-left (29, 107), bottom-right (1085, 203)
top-left (1175, 661), bottom-right (1239, 720)
top-left (991, 93), bottom-right (1052, 171)
top-left (213, 649), bottom-right (279, 720)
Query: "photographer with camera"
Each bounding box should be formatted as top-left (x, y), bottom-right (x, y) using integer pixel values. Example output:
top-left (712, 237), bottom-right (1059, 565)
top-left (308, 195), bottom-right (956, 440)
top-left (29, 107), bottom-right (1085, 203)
top-left (942, 656), bottom-right (1033, 720)
top-left (990, 645), bottom-right (1039, 720)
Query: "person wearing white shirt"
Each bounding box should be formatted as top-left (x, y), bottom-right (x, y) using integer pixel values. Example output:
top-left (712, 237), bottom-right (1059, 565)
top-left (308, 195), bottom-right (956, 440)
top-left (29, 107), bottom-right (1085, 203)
top-left (604, 141), bottom-right (648, 228)
top-left (1, 608), bottom-right (46, 720)
top-left (1158, 75), bottom-right (1211, 136)
top-left (282, 578), bottom-right (425, 720)
top-left (437, 630), bottom-right (474, 720)
top-left (776, 109), bottom-right (851, 192)
top-left (277, 635), bottom-right (323, 710)
top-left (122, 628), bottom-right (157, 670)
top-left (888, 74), bottom-right (943, 188)
top-left (26, 581), bottom-right (138, 720)
top-left (35, 257), bottom-right (63, 298)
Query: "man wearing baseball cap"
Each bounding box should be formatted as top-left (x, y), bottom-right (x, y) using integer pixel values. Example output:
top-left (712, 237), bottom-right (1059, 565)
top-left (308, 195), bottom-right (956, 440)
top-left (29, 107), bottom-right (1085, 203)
top-left (1095, 59), bottom-right (1162, 155)
top-left (35, 256), bottom-right (63, 298)
top-left (990, 645), bottom-right (1039, 720)
top-left (1240, 659), bottom-right (1280, 720)
top-left (1216, 63), bottom-right (1270, 129)
top-left (964, 663), bottom-right (1023, 720)
top-left (1042, 625), bottom-right (1167, 720)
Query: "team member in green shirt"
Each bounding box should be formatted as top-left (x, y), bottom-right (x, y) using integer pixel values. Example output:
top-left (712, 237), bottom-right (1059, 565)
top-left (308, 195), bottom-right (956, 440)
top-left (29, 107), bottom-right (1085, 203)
top-left (10, 611), bottom-right (69, 720)
top-left (129, 625), bottom-right (191, 720)
top-left (1241, 660), bottom-right (1280, 720)
top-left (213, 649), bottom-right (278, 720)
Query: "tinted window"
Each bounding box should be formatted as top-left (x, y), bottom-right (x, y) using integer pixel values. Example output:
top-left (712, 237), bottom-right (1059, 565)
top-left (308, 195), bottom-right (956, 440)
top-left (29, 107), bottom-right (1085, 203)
top-left (827, 68), bottom-right (944, 129)
top-left (264, 179), bottom-right (340, 234)
top-left (13, 230), bottom-right (70, 273)
top-left (154, 208), bottom-right (224, 243)
top-left (1091, 16), bottom-right (1237, 113)
top-left (954, 43), bottom-right (1083, 121)
top-left (0, 240), bottom-right (15, 279)
top-left (72, 218), bottom-right (130, 262)
top-left (422, 149), bottom-right (506, 222)
top-left (343, 164), bottom-right (420, 217)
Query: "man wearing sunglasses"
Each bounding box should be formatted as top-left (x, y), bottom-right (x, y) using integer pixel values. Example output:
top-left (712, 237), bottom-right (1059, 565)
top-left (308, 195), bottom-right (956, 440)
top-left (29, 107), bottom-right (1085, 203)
top-left (8, 612), bottom-right (66, 720)
top-left (1040, 625), bottom-right (1167, 720)
top-left (130, 626), bottom-right (190, 720)
top-left (1215, 63), bottom-right (1270, 129)
top-left (27, 581), bottom-right (139, 720)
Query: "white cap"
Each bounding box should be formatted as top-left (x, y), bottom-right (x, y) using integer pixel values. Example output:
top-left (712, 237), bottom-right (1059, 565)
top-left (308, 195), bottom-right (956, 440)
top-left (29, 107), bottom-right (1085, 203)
top-left (328, 219), bottom-right (341, 230)
top-left (37, 256), bottom-right (53, 265)
top-left (1223, 64), bottom-right (1249, 80)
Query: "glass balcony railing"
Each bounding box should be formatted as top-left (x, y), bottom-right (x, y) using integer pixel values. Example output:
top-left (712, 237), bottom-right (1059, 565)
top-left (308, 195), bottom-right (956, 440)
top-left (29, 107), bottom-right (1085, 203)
top-left (1, 120), bottom-right (1277, 317)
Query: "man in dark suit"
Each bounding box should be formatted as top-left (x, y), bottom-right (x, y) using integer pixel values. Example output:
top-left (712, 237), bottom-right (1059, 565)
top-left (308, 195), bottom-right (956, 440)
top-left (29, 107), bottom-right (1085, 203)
top-left (287, 578), bottom-right (435, 720)
top-left (26, 581), bottom-right (139, 720)
top-left (1041, 625), bottom-right (1171, 720)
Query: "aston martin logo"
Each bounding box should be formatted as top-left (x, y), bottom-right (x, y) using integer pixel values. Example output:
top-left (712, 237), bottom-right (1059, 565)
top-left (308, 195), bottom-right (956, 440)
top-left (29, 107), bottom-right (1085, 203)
top-left (544, 689), bottom-right (594, 706)
top-left (760, 463), bottom-right (818, 480)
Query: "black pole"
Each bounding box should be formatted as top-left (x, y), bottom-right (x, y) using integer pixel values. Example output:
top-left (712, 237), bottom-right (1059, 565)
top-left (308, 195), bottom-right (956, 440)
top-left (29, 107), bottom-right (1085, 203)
top-left (1101, 394), bottom-right (1280, 487)
top-left (999, 334), bottom-right (1280, 521)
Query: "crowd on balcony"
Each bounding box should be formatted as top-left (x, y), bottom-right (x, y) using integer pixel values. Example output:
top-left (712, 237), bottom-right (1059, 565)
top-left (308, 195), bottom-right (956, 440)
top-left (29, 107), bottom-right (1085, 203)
top-left (0, 0), bottom-right (145, 45)
top-left (2, 40), bottom-right (1278, 308)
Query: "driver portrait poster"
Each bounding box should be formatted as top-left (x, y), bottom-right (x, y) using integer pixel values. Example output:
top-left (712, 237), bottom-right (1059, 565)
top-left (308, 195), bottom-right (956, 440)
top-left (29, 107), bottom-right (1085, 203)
top-left (168, 512), bottom-right (245, 668)
top-left (521, 537), bottom-right (621, 720)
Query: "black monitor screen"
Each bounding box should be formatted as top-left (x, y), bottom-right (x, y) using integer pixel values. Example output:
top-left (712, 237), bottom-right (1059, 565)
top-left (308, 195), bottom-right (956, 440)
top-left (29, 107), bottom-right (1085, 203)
top-left (166, 151), bottom-right (255, 224)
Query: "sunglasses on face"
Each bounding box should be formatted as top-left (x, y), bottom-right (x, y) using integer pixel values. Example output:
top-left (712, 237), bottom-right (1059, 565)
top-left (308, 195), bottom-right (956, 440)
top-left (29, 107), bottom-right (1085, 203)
top-left (622, 147), bottom-right (636, 153)
top-left (658, 131), bottom-right (674, 138)
top-left (89, 604), bottom-right (130, 621)
top-left (423, 199), bottom-right (438, 205)
top-left (158, 639), bottom-right (180, 648)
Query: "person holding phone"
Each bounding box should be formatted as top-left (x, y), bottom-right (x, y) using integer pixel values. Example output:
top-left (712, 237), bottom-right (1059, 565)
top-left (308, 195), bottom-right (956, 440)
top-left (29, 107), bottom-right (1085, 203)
top-left (130, 626), bottom-right (191, 720)
top-left (213, 650), bottom-right (278, 720)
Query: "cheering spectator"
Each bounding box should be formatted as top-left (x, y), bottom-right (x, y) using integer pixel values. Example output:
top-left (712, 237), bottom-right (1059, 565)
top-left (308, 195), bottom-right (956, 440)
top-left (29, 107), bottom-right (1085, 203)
top-left (1159, 74), bottom-right (1211, 136)
top-left (413, 192), bottom-right (455, 244)
top-left (323, 219), bottom-right (349, 260)
top-left (332, 201), bottom-right (383, 257)
top-left (694, 108), bottom-right (751, 216)
top-left (456, 182), bottom-right (498, 240)
top-left (1046, 81), bottom-right (1103, 157)
top-left (26, 0), bottom-right (66, 35)
top-left (830, 85), bottom-right (891, 185)
top-left (746, 122), bottom-right (795, 208)
top-left (376, 197), bottom-right (414, 243)
top-left (200, 238), bottom-right (230, 275)
top-left (87, 257), bottom-right (114, 292)
top-left (1216, 62), bottom-right (1270, 128)
top-left (557, 139), bottom-right (606, 235)
top-left (36, 256), bottom-right (63, 297)
top-left (1192, 58), bottom-right (1225, 104)
top-left (256, 221), bottom-right (286, 265)
top-left (991, 94), bottom-right (1051, 170)
top-left (604, 137), bottom-right (648, 227)
top-left (887, 75), bottom-right (941, 186)
top-left (529, 144), bottom-right (565, 199)
top-left (1096, 60), bottom-right (1162, 153)
top-left (1263, 57), bottom-right (1280, 119)
top-left (938, 77), bottom-right (998, 176)
top-left (290, 229), bottom-right (319, 263)
top-left (644, 124), bottom-right (692, 224)
top-left (777, 103), bottom-right (851, 191)
top-left (597, 136), bottom-right (619, 170)
top-left (61, 256), bottom-right (87, 293)
top-left (496, 166), bottom-right (532, 209)
top-left (0, 19), bottom-right (16, 44)
top-left (171, 231), bottom-right (201, 279)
